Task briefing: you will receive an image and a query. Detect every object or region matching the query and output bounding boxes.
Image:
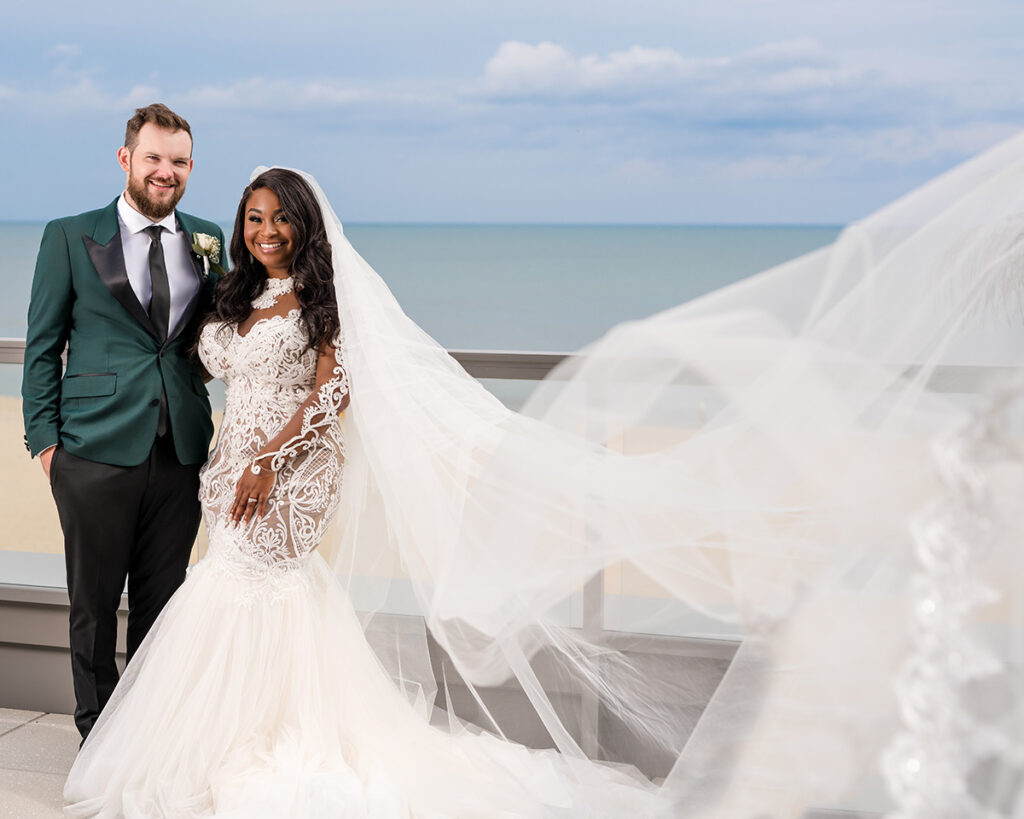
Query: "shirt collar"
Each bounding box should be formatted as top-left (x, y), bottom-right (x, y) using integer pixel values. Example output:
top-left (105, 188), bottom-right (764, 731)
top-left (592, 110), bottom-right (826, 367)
top-left (117, 192), bottom-right (177, 236)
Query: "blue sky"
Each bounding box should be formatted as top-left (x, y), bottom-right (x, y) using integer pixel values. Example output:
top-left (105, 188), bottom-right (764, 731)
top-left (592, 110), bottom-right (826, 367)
top-left (2, 0), bottom-right (1022, 223)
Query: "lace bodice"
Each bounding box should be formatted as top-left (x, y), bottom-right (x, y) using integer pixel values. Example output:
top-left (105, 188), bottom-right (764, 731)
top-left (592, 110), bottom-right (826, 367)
top-left (201, 309), bottom-right (317, 388)
top-left (197, 310), bottom-right (349, 579)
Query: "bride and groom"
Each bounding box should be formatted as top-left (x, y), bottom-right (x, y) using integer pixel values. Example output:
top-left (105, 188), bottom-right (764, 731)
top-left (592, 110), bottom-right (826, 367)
top-left (24, 102), bottom-right (1024, 816)
top-left (23, 103), bottom-right (665, 816)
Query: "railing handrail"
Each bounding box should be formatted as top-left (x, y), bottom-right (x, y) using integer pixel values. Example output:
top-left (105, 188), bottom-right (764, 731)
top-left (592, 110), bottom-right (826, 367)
top-left (0, 337), bottom-right (570, 380)
top-left (4, 336), bottom-right (1022, 390)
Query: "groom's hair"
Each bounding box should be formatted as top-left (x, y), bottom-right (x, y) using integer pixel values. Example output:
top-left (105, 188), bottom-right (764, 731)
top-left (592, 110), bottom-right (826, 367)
top-left (124, 103), bottom-right (192, 154)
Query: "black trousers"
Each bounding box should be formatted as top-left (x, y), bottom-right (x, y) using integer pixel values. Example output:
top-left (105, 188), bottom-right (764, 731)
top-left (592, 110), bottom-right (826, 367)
top-left (50, 432), bottom-right (201, 739)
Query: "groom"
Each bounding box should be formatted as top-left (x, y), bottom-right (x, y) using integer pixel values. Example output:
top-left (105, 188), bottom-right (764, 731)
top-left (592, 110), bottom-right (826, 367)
top-left (21, 104), bottom-right (224, 740)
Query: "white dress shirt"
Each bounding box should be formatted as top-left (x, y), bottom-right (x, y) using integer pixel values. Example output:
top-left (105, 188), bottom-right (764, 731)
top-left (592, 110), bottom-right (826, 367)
top-left (117, 194), bottom-right (199, 336)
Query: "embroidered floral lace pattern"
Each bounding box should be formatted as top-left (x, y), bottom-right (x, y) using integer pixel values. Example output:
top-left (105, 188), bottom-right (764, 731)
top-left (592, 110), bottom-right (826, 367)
top-left (197, 310), bottom-right (349, 582)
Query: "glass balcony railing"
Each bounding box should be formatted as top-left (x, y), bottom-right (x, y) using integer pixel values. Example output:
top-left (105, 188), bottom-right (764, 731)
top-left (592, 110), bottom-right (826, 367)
top-left (7, 337), bottom-right (1007, 642)
top-left (4, 340), bottom-right (729, 642)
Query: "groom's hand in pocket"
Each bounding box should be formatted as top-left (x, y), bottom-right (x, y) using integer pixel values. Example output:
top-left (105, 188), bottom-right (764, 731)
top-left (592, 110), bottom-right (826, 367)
top-left (39, 445), bottom-right (56, 480)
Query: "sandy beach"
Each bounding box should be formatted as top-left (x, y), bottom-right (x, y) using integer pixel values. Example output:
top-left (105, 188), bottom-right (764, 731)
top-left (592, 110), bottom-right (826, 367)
top-left (2, 395), bottom-right (65, 555)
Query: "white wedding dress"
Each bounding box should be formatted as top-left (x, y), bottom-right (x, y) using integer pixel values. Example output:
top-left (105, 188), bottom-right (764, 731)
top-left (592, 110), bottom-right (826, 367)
top-left (63, 300), bottom-right (660, 818)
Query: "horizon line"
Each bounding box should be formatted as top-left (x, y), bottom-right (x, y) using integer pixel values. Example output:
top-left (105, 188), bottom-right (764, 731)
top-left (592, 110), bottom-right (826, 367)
top-left (0, 219), bottom-right (846, 229)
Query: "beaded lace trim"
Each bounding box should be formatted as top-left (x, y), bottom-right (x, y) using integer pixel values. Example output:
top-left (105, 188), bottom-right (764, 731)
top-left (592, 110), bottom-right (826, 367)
top-left (882, 390), bottom-right (1015, 818)
top-left (251, 276), bottom-right (294, 309)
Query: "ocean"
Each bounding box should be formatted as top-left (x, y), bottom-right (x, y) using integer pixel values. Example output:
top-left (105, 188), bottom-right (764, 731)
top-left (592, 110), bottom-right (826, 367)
top-left (2, 222), bottom-right (840, 346)
top-left (1, 222), bottom-right (841, 399)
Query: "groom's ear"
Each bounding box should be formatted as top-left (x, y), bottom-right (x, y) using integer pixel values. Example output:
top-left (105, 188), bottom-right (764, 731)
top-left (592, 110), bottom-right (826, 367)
top-left (117, 145), bottom-right (131, 173)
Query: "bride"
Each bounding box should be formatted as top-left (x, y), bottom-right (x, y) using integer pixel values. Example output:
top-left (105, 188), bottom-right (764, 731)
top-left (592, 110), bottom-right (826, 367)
top-left (66, 137), bottom-right (1024, 817)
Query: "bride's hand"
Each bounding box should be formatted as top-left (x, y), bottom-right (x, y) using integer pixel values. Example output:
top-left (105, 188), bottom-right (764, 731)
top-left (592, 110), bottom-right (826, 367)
top-left (231, 464), bottom-right (276, 524)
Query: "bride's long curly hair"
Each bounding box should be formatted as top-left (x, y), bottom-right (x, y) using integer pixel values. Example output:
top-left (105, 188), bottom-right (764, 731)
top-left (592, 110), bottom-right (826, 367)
top-left (198, 169), bottom-right (338, 350)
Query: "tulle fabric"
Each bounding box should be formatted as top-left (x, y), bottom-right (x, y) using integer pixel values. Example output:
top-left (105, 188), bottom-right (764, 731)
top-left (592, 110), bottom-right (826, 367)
top-left (303, 133), bottom-right (1024, 816)
top-left (63, 553), bottom-right (658, 818)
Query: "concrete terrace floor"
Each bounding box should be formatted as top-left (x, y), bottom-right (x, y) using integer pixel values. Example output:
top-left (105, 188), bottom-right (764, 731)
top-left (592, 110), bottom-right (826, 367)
top-left (0, 706), bottom-right (887, 818)
top-left (0, 709), bottom-right (77, 818)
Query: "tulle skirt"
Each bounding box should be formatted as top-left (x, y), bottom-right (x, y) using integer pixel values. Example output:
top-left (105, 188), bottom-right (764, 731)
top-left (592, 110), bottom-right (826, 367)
top-left (63, 550), bottom-right (661, 818)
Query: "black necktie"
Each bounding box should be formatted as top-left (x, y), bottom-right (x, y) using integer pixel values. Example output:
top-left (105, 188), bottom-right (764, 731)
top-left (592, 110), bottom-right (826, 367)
top-left (144, 225), bottom-right (170, 342)
top-left (144, 225), bottom-right (170, 437)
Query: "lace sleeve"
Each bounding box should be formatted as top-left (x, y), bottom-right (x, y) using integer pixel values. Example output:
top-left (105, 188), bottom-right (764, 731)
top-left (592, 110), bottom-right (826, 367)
top-left (255, 342), bottom-right (350, 473)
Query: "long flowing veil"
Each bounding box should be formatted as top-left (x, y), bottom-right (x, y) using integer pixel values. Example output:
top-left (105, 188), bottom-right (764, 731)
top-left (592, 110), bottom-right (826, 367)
top-left (256, 133), bottom-right (1024, 816)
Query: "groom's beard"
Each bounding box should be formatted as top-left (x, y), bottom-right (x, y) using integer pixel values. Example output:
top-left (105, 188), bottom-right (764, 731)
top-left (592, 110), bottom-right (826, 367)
top-left (126, 170), bottom-right (186, 221)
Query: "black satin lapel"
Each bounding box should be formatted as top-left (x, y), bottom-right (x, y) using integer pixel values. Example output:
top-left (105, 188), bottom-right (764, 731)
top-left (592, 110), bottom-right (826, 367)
top-left (167, 279), bottom-right (205, 344)
top-left (83, 234), bottom-right (160, 339)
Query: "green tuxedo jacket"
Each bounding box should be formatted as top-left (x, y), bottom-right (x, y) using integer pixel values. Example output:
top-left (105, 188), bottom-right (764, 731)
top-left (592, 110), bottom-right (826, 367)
top-left (22, 198), bottom-right (224, 467)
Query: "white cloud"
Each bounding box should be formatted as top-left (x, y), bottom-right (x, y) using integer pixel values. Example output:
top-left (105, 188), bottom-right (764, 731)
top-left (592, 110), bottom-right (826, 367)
top-left (45, 43), bottom-right (93, 82)
top-left (46, 43), bottom-right (81, 60)
top-left (122, 85), bottom-right (162, 108)
top-left (737, 38), bottom-right (831, 68)
top-left (474, 38), bottom-right (867, 107)
top-left (466, 39), bottom-right (1020, 176)
top-left (181, 78), bottom-right (373, 110)
top-left (479, 41), bottom-right (696, 99)
top-left (3, 75), bottom-right (155, 114)
top-left (480, 42), bottom-right (577, 96)
top-left (46, 77), bottom-right (108, 109)
top-left (0, 74), bottom-right (426, 119)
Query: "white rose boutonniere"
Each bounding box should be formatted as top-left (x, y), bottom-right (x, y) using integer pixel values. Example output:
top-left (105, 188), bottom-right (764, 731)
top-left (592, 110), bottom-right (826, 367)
top-left (191, 232), bottom-right (226, 278)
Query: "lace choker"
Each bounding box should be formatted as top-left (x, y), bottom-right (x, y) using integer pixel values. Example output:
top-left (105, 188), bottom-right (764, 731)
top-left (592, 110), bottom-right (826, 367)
top-left (252, 276), bottom-right (294, 310)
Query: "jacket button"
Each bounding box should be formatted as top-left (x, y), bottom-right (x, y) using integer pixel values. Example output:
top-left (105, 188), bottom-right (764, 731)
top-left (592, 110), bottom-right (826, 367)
top-left (149, 398), bottom-right (160, 407)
